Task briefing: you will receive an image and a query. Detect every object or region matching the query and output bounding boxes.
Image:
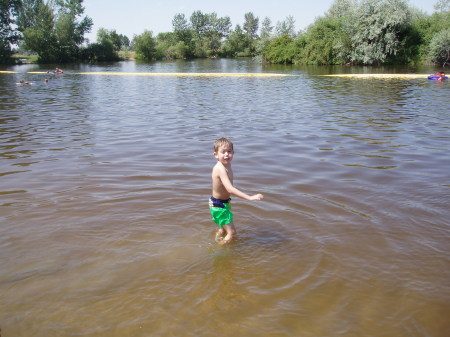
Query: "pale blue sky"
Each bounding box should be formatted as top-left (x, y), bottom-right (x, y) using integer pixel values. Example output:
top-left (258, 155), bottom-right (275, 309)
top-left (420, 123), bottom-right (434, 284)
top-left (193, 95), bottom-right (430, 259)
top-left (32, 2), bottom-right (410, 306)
top-left (84, 0), bottom-right (438, 42)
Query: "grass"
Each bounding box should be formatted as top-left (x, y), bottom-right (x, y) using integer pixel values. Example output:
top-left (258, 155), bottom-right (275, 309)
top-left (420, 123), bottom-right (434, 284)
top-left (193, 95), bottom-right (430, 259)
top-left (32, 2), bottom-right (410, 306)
top-left (12, 54), bottom-right (39, 64)
top-left (118, 50), bottom-right (136, 60)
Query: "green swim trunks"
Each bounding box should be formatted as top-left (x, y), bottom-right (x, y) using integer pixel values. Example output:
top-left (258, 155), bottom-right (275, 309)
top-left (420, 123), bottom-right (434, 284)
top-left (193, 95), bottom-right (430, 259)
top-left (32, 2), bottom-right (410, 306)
top-left (209, 196), bottom-right (233, 227)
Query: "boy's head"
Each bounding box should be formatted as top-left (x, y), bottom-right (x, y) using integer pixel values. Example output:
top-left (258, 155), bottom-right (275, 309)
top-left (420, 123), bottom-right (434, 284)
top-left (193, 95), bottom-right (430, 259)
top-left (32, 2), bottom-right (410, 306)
top-left (214, 137), bottom-right (234, 153)
top-left (213, 138), bottom-right (234, 165)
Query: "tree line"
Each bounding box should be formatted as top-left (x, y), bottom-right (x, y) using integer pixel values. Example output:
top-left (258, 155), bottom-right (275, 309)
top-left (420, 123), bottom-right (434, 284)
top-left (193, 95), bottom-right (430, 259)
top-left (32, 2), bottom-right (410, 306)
top-left (1, 0), bottom-right (449, 66)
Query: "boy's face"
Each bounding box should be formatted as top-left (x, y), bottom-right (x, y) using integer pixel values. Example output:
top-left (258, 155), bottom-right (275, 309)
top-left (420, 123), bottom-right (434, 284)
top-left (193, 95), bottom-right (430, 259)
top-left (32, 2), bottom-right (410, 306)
top-left (214, 145), bottom-right (234, 166)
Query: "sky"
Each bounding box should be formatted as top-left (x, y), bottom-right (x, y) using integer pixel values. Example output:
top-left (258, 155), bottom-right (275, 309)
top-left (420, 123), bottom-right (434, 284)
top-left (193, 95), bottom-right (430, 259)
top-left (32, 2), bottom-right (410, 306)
top-left (83, 0), bottom-right (438, 42)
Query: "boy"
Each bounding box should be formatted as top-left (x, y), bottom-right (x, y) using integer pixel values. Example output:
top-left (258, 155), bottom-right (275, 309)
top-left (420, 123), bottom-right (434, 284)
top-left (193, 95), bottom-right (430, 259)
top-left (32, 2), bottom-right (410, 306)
top-left (209, 137), bottom-right (263, 244)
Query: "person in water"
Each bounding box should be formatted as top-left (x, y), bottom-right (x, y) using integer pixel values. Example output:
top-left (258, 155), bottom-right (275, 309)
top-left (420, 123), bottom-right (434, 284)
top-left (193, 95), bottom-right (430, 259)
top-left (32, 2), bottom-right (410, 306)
top-left (438, 72), bottom-right (446, 81)
top-left (209, 137), bottom-right (263, 244)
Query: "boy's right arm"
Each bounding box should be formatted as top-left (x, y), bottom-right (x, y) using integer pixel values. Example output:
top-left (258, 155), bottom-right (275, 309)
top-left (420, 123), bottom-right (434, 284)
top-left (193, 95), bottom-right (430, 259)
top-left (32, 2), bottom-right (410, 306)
top-left (217, 166), bottom-right (263, 201)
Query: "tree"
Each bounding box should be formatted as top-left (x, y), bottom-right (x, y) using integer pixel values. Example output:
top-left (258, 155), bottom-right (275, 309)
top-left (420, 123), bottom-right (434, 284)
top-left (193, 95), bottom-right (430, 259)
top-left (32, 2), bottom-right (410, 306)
top-left (255, 17), bottom-right (274, 55)
top-left (276, 15), bottom-right (296, 37)
top-left (262, 35), bottom-right (296, 63)
top-left (0, 0), bottom-right (21, 62)
top-left (189, 10), bottom-right (231, 57)
top-left (347, 0), bottom-right (412, 64)
top-left (326, 0), bottom-right (354, 18)
top-left (21, 0), bottom-right (92, 62)
top-left (22, 1), bottom-right (59, 62)
top-left (97, 28), bottom-right (122, 51)
top-left (434, 0), bottom-right (449, 12)
top-left (242, 12), bottom-right (259, 55)
top-left (222, 24), bottom-right (248, 57)
top-left (243, 12), bottom-right (259, 40)
top-left (299, 17), bottom-right (348, 65)
top-left (428, 28), bottom-right (450, 66)
top-left (260, 16), bottom-right (273, 40)
top-left (16, 0), bottom-right (43, 31)
top-left (133, 30), bottom-right (157, 61)
top-left (172, 13), bottom-right (193, 52)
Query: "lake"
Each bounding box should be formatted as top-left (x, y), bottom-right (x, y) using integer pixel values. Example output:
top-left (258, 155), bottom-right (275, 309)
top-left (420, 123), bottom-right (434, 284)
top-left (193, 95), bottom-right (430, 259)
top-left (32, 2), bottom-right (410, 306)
top-left (1, 59), bottom-right (449, 337)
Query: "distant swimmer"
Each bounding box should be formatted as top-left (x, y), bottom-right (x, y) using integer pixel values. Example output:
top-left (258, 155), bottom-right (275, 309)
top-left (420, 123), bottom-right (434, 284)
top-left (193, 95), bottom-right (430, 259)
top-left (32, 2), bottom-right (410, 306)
top-left (428, 72), bottom-right (448, 80)
top-left (17, 80), bottom-right (32, 85)
top-left (47, 68), bottom-right (64, 75)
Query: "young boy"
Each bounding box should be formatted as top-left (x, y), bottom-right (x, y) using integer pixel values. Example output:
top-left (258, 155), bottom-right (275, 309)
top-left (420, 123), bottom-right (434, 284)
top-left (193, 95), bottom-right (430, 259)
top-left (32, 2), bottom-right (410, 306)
top-left (209, 137), bottom-right (263, 244)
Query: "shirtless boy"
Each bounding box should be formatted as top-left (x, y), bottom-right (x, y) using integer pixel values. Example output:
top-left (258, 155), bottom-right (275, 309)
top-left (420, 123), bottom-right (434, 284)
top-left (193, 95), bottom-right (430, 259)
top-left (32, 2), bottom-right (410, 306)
top-left (209, 137), bottom-right (263, 244)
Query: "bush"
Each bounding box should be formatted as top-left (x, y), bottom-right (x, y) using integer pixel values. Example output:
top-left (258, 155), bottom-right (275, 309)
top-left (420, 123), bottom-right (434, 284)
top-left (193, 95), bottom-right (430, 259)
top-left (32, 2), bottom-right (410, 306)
top-left (428, 28), bottom-right (450, 66)
top-left (262, 35), bottom-right (296, 64)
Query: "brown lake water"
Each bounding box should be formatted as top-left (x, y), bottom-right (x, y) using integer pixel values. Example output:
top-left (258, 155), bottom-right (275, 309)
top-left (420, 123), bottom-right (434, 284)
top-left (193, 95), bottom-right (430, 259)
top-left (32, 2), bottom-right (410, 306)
top-left (1, 59), bottom-right (449, 337)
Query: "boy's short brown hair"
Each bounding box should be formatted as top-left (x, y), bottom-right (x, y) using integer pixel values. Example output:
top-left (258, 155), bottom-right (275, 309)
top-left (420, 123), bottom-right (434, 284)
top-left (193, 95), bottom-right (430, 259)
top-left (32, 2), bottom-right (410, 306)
top-left (214, 137), bottom-right (234, 152)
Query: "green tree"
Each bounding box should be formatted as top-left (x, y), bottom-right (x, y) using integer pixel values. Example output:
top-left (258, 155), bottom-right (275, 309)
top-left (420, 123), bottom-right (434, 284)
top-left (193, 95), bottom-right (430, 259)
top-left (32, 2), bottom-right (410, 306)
top-left (262, 35), bottom-right (296, 63)
top-left (242, 12), bottom-right (259, 55)
top-left (0, 0), bottom-right (21, 62)
top-left (434, 0), bottom-right (449, 12)
top-left (189, 10), bottom-right (231, 57)
top-left (428, 28), bottom-right (450, 66)
top-left (276, 15), bottom-right (296, 37)
top-left (97, 28), bottom-right (122, 51)
top-left (22, 1), bottom-right (59, 62)
top-left (156, 32), bottom-right (188, 59)
top-left (299, 17), bottom-right (348, 65)
top-left (347, 0), bottom-right (412, 64)
top-left (172, 13), bottom-right (193, 55)
top-left (259, 16), bottom-right (273, 40)
top-left (21, 0), bottom-right (92, 63)
top-left (255, 17), bottom-right (274, 55)
top-left (16, 0), bottom-right (42, 31)
top-left (133, 30), bottom-right (157, 61)
top-left (222, 24), bottom-right (248, 57)
top-left (244, 12), bottom-right (259, 40)
top-left (119, 34), bottom-right (130, 49)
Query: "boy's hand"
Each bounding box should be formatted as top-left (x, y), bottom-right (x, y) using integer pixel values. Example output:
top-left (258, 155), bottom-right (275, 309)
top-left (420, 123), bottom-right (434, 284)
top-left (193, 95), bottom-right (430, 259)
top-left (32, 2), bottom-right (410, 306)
top-left (250, 193), bottom-right (264, 200)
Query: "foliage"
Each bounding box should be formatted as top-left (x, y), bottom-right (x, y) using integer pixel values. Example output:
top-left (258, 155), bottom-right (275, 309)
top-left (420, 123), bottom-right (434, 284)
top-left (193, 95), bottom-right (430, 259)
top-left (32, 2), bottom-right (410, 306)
top-left (155, 32), bottom-right (189, 60)
top-left (4, 0), bottom-right (448, 65)
top-left (409, 9), bottom-right (450, 62)
top-left (261, 0), bottom-right (449, 66)
top-left (221, 24), bottom-right (249, 57)
top-left (262, 35), bottom-right (297, 64)
top-left (190, 11), bottom-right (231, 57)
top-left (20, 0), bottom-right (92, 63)
top-left (0, 0), bottom-right (21, 62)
top-left (434, 0), bottom-right (449, 12)
top-left (255, 17), bottom-right (274, 55)
top-left (81, 28), bottom-right (122, 62)
top-left (276, 16), bottom-right (296, 38)
top-left (133, 30), bottom-right (157, 61)
top-left (172, 13), bottom-right (193, 55)
top-left (428, 28), bottom-right (450, 66)
top-left (297, 17), bottom-right (348, 65)
top-left (345, 0), bottom-right (412, 64)
top-left (21, 1), bottom-right (58, 62)
top-left (81, 40), bottom-right (116, 62)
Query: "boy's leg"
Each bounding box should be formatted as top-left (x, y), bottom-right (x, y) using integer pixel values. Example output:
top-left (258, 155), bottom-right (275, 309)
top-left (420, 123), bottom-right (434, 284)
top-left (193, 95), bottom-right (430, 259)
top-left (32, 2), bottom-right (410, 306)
top-left (220, 222), bottom-right (237, 244)
top-left (215, 227), bottom-right (225, 242)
